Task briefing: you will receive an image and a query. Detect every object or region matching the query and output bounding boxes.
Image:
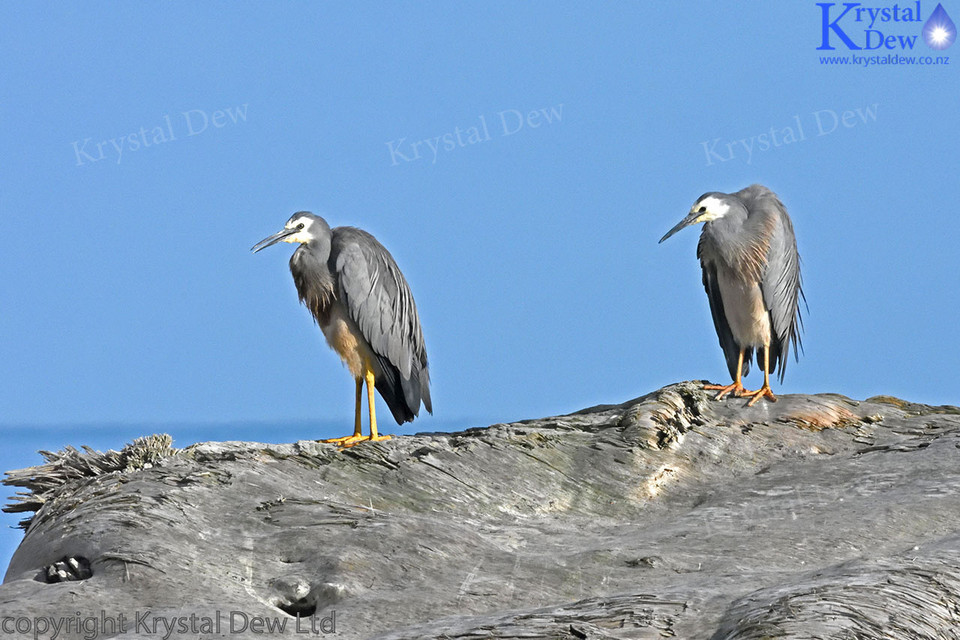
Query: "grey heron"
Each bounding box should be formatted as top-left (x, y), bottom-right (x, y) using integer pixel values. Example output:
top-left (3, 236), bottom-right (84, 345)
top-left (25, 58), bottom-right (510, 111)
top-left (659, 185), bottom-right (804, 406)
top-left (253, 212), bottom-right (431, 445)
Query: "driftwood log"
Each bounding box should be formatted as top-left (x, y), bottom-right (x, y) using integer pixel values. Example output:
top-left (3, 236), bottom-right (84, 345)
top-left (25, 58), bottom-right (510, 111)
top-left (2, 382), bottom-right (960, 639)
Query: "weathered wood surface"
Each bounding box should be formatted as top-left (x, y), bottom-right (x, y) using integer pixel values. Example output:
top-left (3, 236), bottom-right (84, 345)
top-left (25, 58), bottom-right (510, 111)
top-left (2, 382), bottom-right (959, 638)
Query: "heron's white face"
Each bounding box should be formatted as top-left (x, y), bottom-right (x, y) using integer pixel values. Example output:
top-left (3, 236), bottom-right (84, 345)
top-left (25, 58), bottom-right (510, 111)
top-left (282, 216), bottom-right (319, 244)
top-left (690, 195), bottom-right (731, 223)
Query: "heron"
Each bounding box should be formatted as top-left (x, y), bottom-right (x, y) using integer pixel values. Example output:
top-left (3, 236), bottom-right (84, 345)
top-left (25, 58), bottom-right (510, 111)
top-left (252, 212), bottom-right (432, 445)
top-left (659, 184), bottom-right (804, 406)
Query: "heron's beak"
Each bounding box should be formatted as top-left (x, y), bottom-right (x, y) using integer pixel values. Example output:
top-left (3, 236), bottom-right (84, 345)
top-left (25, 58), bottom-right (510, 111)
top-left (659, 210), bottom-right (705, 244)
top-left (251, 228), bottom-right (298, 253)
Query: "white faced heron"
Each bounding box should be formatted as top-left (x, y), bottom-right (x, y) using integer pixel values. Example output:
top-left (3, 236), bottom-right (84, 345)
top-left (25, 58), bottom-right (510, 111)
top-left (659, 185), bottom-right (804, 406)
top-left (253, 212), bottom-right (432, 445)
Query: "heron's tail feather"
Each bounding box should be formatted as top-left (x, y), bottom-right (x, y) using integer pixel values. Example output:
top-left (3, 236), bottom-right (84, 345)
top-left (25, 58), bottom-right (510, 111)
top-left (770, 336), bottom-right (794, 384)
top-left (420, 374), bottom-right (433, 415)
top-left (373, 356), bottom-right (415, 425)
top-left (373, 354), bottom-right (435, 425)
top-left (740, 347), bottom-right (753, 379)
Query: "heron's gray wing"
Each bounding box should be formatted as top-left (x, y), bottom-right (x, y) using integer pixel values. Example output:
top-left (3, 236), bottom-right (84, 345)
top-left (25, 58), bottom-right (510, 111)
top-left (331, 228), bottom-right (431, 420)
top-left (699, 237), bottom-right (749, 380)
top-left (751, 194), bottom-right (804, 382)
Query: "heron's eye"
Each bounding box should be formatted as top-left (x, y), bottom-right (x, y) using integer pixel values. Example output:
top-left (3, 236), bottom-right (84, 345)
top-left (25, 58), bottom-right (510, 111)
top-left (297, 223), bottom-right (305, 230)
top-left (698, 206), bottom-right (706, 213)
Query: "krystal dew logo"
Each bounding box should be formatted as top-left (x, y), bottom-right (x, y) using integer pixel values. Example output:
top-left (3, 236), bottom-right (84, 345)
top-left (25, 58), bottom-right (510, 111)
top-left (817, 1), bottom-right (956, 50)
top-left (924, 3), bottom-right (957, 46)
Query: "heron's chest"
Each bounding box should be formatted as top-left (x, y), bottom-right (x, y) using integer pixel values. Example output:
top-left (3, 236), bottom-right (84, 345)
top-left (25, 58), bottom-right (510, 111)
top-left (319, 305), bottom-right (376, 379)
top-left (715, 266), bottom-right (771, 346)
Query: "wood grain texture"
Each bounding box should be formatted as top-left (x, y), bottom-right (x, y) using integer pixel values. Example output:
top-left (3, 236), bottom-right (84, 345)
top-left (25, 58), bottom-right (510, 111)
top-left (3, 383), bottom-right (959, 639)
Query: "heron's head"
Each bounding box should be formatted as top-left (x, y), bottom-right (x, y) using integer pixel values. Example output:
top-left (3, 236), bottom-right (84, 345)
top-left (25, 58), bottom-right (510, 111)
top-left (252, 212), bottom-right (330, 252)
top-left (658, 193), bottom-right (734, 243)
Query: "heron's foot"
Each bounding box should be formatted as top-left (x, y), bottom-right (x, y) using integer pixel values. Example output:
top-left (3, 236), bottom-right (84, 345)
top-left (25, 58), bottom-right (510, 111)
top-left (322, 434), bottom-right (365, 445)
top-left (703, 381), bottom-right (753, 400)
top-left (742, 385), bottom-right (777, 407)
top-left (338, 434), bottom-right (392, 449)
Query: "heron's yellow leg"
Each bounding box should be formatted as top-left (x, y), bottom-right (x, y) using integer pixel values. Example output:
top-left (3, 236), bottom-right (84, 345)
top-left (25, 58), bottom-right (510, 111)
top-left (364, 370), bottom-right (392, 442)
top-left (355, 377), bottom-right (363, 435)
top-left (321, 379), bottom-right (366, 445)
top-left (743, 345), bottom-right (777, 406)
top-left (704, 349), bottom-right (755, 399)
top-left (340, 369), bottom-right (392, 448)
top-left (366, 370), bottom-right (381, 439)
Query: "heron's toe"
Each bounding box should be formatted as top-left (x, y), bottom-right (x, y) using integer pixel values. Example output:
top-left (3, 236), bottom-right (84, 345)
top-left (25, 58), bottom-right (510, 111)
top-left (338, 434), bottom-right (392, 449)
top-left (321, 434), bottom-right (365, 445)
top-left (704, 381), bottom-right (752, 400)
top-left (744, 386), bottom-right (777, 407)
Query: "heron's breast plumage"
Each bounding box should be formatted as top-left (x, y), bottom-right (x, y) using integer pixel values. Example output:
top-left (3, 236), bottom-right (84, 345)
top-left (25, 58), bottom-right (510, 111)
top-left (319, 303), bottom-right (378, 380)
top-left (700, 218), bottom-right (774, 349)
top-left (291, 241), bottom-right (380, 381)
top-left (715, 264), bottom-right (771, 348)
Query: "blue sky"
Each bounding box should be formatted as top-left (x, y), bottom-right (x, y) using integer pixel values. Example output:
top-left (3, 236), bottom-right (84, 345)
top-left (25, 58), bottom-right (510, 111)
top-left (2, 2), bottom-right (958, 571)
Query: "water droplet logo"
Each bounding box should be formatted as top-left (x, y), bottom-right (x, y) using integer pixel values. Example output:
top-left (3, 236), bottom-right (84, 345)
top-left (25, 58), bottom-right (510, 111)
top-left (923, 3), bottom-right (956, 50)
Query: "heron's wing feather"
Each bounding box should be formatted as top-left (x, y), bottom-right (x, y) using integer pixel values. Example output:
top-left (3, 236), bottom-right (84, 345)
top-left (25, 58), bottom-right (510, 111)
top-left (751, 193), bottom-right (804, 382)
top-left (699, 238), bottom-right (747, 380)
top-left (331, 228), bottom-right (431, 420)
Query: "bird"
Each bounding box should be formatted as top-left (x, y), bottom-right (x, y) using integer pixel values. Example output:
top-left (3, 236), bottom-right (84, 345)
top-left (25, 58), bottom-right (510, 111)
top-left (658, 184), bottom-right (804, 406)
top-left (252, 212), bottom-right (431, 445)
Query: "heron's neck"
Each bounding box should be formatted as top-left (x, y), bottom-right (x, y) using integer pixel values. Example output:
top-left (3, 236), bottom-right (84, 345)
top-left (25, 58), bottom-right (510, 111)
top-left (703, 212), bottom-right (765, 277)
top-left (291, 242), bottom-right (336, 313)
